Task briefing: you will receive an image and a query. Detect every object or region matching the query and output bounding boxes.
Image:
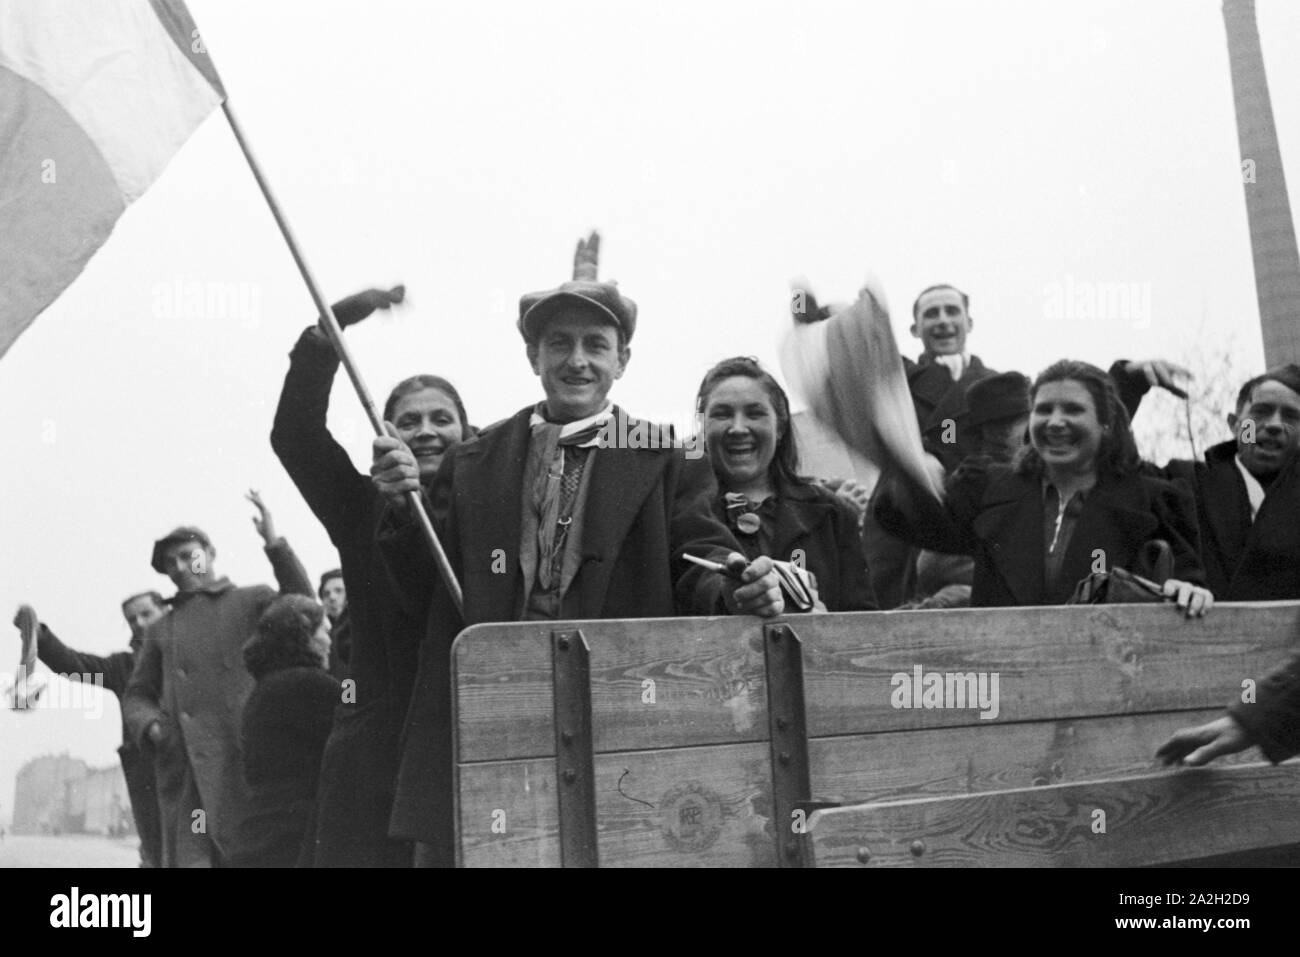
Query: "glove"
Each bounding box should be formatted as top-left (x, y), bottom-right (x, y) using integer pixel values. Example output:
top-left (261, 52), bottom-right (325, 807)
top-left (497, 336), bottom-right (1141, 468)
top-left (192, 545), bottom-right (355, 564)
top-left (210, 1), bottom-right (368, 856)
top-left (328, 285), bottom-right (406, 329)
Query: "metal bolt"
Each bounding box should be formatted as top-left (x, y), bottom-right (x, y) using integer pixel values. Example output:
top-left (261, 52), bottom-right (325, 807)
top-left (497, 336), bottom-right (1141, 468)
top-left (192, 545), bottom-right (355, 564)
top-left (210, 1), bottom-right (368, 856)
top-left (563, 769), bottom-right (576, 784)
top-left (772, 628), bottom-right (783, 642)
top-left (561, 731), bottom-right (573, 746)
top-left (557, 636), bottom-right (570, 651)
top-left (856, 847), bottom-right (872, 864)
top-left (910, 840), bottom-right (925, 857)
top-left (778, 752), bottom-right (790, 765)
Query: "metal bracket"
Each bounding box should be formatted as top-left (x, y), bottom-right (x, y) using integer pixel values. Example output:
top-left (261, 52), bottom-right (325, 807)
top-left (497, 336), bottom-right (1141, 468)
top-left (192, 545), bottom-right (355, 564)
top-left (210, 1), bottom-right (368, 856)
top-left (764, 622), bottom-right (812, 867)
top-left (552, 629), bottom-right (597, 867)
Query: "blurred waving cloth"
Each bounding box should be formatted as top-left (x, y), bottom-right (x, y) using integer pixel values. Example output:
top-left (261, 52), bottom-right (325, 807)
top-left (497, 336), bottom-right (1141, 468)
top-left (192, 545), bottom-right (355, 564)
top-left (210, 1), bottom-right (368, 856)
top-left (0, 0), bottom-right (225, 359)
top-left (779, 282), bottom-right (945, 503)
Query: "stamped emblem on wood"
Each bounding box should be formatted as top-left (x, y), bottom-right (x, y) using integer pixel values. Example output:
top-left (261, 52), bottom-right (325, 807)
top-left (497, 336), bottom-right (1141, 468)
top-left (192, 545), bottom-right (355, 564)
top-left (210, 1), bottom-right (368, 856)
top-left (659, 781), bottom-right (723, 853)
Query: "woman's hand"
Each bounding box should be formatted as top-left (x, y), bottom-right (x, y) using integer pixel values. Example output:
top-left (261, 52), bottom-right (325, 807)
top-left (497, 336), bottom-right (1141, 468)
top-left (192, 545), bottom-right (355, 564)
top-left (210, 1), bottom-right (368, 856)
top-left (371, 422), bottom-right (421, 507)
top-left (722, 553), bottom-right (785, 618)
top-left (1162, 579), bottom-right (1214, 617)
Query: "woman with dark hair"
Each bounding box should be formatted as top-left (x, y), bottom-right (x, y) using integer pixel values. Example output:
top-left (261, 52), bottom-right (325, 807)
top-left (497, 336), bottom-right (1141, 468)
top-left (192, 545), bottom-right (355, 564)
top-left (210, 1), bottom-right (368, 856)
top-left (875, 359), bottom-right (1213, 613)
top-left (270, 286), bottom-right (474, 867)
top-left (696, 356), bottom-right (874, 611)
top-left (228, 595), bottom-right (340, 868)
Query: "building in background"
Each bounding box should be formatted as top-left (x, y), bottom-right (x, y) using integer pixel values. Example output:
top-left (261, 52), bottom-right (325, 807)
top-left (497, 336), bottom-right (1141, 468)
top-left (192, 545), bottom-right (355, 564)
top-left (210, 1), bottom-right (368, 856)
top-left (11, 753), bottom-right (133, 837)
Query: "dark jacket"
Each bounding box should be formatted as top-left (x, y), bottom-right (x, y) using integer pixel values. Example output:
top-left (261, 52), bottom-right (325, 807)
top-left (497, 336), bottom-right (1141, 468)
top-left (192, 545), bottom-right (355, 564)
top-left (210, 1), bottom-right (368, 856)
top-left (904, 353), bottom-right (996, 472)
top-left (121, 540), bottom-right (312, 868)
top-left (1140, 441), bottom-right (1300, 601)
top-left (228, 666), bottom-right (341, 868)
top-left (1229, 652), bottom-right (1300, 763)
top-left (270, 326), bottom-right (426, 867)
top-left (378, 405), bottom-right (743, 860)
top-left (1111, 360), bottom-right (1300, 601)
top-left (36, 626), bottom-right (161, 867)
top-left (706, 475), bottom-right (875, 611)
top-left (874, 459), bottom-right (1205, 607)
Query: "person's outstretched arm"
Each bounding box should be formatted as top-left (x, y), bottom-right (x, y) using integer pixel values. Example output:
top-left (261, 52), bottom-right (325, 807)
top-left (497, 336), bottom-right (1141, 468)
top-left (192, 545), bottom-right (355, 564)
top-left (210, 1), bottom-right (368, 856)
top-left (269, 287), bottom-right (404, 543)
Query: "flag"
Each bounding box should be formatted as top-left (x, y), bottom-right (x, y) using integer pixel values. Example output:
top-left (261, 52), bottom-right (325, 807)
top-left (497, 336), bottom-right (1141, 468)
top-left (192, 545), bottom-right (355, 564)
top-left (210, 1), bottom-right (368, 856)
top-left (0, 0), bottom-right (225, 359)
top-left (779, 282), bottom-right (946, 502)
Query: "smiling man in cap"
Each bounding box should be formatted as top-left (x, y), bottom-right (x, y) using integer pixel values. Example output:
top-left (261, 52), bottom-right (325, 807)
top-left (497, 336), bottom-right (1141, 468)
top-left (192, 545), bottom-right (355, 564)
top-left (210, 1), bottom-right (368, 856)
top-left (123, 495), bottom-right (314, 867)
top-left (372, 270), bottom-right (784, 866)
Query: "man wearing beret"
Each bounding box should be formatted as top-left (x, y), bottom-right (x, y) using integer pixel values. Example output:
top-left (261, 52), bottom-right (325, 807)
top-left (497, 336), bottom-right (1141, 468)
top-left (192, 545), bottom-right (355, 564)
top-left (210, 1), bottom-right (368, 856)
top-left (123, 495), bottom-right (314, 867)
top-left (372, 275), bottom-right (785, 866)
top-left (1118, 362), bottom-right (1300, 600)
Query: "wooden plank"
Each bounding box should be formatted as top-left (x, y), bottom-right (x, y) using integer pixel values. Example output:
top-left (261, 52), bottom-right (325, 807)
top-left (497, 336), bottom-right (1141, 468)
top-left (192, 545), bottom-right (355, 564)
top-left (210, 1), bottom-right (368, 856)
top-left (457, 743), bottom-right (775, 868)
top-left (453, 604), bottom-right (1300, 761)
top-left (809, 708), bottom-right (1261, 806)
top-left (454, 617), bottom-right (769, 762)
top-left (456, 710), bottom-right (1261, 866)
top-left (806, 761), bottom-right (1300, 867)
top-left (796, 603), bottom-right (1300, 736)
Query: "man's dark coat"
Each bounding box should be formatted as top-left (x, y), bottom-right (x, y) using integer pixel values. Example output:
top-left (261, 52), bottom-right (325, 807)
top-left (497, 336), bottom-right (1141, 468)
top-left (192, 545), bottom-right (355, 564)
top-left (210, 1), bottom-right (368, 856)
top-left (378, 406), bottom-right (742, 861)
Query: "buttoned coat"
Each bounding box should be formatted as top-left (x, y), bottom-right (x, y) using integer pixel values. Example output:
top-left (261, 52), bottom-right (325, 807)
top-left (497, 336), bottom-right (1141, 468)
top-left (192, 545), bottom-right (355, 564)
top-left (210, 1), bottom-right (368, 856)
top-left (377, 405), bottom-right (742, 860)
top-left (875, 460), bottom-right (1205, 607)
top-left (122, 541), bottom-right (312, 867)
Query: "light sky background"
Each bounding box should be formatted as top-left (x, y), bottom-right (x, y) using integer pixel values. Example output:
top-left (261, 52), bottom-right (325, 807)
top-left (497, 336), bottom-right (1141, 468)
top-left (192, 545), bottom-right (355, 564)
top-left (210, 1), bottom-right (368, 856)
top-left (2, 0), bottom-right (1298, 828)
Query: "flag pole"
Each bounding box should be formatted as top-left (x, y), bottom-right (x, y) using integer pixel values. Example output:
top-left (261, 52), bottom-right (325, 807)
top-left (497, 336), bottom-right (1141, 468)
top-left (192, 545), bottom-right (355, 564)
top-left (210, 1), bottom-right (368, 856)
top-left (219, 100), bottom-right (464, 616)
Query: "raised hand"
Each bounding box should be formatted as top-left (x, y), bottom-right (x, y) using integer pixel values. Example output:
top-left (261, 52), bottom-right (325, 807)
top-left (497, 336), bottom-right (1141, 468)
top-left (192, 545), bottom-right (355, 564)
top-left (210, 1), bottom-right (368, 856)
top-left (1124, 359), bottom-right (1191, 399)
top-left (246, 489), bottom-right (277, 544)
top-left (328, 285), bottom-right (406, 330)
top-left (573, 231), bottom-right (600, 281)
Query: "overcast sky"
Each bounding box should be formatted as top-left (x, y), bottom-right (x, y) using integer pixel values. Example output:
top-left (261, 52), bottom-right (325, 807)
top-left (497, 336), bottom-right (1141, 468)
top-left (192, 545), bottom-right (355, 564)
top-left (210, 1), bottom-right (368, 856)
top-left (2, 0), bottom-right (1298, 827)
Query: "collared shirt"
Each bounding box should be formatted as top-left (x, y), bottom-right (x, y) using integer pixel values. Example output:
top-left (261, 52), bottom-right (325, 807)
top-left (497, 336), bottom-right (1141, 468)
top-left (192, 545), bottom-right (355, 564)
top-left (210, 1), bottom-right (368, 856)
top-left (1233, 454), bottom-right (1266, 522)
top-left (933, 352), bottom-right (969, 381)
top-left (170, 577), bottom-right (235, 605)
top-left (1042, 481), bottom-right (1089, 595)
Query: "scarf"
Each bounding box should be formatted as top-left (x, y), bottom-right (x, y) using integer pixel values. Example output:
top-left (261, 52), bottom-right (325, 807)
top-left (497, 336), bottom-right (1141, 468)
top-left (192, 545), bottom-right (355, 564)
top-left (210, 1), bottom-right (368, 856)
top-left (528, 403), bottom-right (613, 591)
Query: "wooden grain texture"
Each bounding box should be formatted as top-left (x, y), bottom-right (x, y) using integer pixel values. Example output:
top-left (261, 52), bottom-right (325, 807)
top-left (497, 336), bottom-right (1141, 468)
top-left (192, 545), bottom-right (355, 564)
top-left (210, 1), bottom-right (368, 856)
top-left (454, 617), bottom-right (769, 762)
top-left (796, 603), bottom-right (1300, 736)
top-left (806, 761), bottom-right (1300, 867)
top-left (458, 743), bottom-right (775, 867)
top-left (808, 708), bottom-right (1260, 806)
top-left (454, 605), bottom-right (1300, 762)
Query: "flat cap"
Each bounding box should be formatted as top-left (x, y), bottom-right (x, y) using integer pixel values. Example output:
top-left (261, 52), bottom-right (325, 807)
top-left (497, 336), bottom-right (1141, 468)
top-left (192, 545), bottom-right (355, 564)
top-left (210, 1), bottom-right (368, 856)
top-left (518, 280), bottom-right (637, 344)
top-left (151, 526), bottom-right (212, 574)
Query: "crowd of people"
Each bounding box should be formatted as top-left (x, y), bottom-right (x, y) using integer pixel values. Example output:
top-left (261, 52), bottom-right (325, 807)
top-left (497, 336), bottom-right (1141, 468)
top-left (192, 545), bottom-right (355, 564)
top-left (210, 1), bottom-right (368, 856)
top-left (11, 235), bottom-right (1300, 867)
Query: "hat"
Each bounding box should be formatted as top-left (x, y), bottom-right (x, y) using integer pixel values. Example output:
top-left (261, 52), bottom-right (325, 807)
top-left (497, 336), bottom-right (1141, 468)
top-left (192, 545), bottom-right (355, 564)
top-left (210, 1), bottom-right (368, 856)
top-left (151, 526), bottom-right (212, 574)
top-left (518, 280), bottom-right (637, 344)
top-left (966, 372), bottom-right (1030, 428)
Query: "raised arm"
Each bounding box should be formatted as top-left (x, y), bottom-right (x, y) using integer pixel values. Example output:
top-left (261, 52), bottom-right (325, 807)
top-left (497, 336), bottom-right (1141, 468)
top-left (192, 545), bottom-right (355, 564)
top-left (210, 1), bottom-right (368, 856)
top-left (247, 489), bottom-right (315, 597)
top-left (270, 288), bottom-right (404, 543)
top-left (34, 623), bottom-right (134, 695)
